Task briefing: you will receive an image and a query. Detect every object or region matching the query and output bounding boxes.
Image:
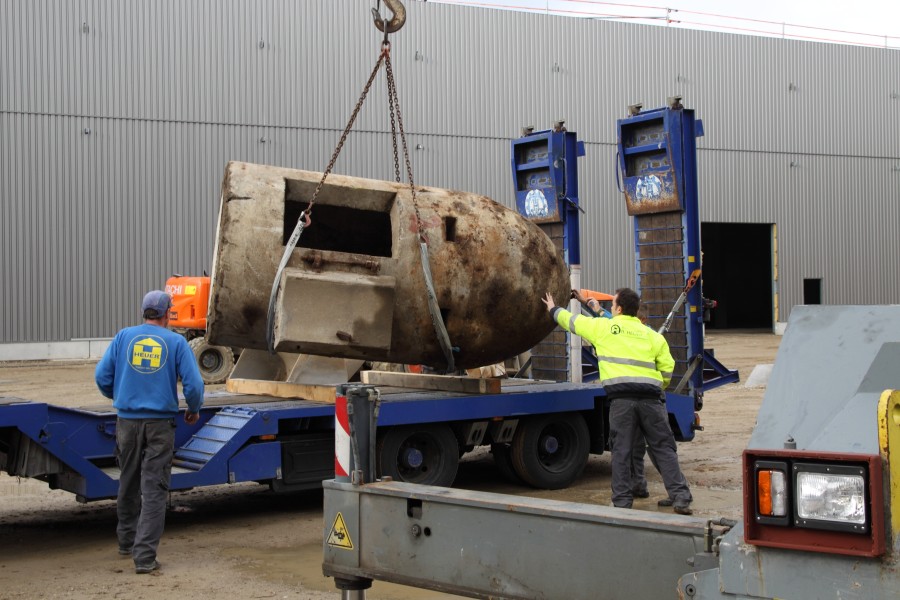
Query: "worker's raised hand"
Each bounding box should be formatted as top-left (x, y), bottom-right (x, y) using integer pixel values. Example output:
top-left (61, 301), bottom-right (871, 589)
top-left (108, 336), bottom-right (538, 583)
top-left (184, 412), bottom-right (199, 426)
top-left (571, 289), bottom-right (587, 304)
top-left (542, 292), bottom-right (556, 311)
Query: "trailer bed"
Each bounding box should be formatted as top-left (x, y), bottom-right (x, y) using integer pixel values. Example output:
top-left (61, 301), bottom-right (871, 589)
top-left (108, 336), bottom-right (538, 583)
top-left (0, 379), bottom-right (615, 502)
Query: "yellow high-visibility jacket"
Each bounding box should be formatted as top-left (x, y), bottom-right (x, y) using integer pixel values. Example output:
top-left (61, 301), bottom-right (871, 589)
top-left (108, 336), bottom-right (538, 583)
top-left (551, 307), bottom-right (675, 399)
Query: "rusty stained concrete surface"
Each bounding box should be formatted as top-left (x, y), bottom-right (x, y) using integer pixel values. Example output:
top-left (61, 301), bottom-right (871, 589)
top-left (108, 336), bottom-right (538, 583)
top-left (207, 161), bottom-right (570, 370)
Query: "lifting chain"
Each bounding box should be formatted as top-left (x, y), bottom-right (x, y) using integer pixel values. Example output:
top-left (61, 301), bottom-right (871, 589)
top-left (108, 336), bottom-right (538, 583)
top-left (267, 4), bottom-right (456, 372)
top-left (384, 46), bottom-right (456, 372)
top-left (306, 50), bottom-right (386, 222)
top-left (384, 45), bottom-right (420, 239)
top-left (265, 51), bottom-right (387, 353)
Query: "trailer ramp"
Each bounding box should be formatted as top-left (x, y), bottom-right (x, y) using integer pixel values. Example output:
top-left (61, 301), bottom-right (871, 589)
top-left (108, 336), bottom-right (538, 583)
top-left (174, 406), bottom-right (257, 470)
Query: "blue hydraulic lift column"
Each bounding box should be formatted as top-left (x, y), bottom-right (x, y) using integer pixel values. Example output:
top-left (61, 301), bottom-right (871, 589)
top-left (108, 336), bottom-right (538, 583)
top-left (616, 100), bottom-right (736, 399)
top-left (510, 124), bottom-right (585, 382)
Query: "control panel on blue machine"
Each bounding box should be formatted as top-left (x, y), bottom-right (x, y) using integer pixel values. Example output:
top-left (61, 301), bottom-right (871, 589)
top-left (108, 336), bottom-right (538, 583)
top-left (514, 138), bottom-right (559, 222)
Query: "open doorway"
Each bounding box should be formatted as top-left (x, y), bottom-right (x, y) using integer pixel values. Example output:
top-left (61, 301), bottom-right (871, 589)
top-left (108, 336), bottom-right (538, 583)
top-left (700, 223), bottom-right (773, 329)
top-left (803, 278), bottom-right (822, 304)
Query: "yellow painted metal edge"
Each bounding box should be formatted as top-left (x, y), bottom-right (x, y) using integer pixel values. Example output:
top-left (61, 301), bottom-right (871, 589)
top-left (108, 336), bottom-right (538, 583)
top-left (877, 389), bottom-right (900, 541)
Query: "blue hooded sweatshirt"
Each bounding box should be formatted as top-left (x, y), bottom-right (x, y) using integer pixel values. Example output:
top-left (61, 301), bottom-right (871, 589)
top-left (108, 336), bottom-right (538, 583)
top-left (95, 323), bottom-right (204, 419)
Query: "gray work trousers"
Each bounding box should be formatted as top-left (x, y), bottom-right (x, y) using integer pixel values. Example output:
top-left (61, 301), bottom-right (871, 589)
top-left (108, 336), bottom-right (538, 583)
top-left (115, 417), bottom-right (176, 566)
top-left (631, 434), bottom-right (651, 495)
top-left (609, 398), bottom-right (692, 508)
top-left (631, 432), bottom-right (665, 494)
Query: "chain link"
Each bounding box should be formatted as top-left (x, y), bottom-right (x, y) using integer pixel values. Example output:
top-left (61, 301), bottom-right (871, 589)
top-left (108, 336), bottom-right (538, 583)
top-left (287, 36), bottom-right (454, 370)
top-left (383, 50), bottom-right (455, 369)
top-left (305, 49), bottom-right (387, 221)
top-left (383, 48), bottom-right (455, 368)
top-left (384, 50), bottom-right (422, 242)
top-left (386, 64), bottom-right (401, 183)
top-left (303, 42), bottom-right (419, 242)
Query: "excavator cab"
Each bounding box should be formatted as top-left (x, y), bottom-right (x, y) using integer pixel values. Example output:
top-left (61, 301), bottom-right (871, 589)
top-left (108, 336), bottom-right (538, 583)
top-left (165, 275), bottom-right (235, 384)
top-left (166, 275), bottom-right (211, 331)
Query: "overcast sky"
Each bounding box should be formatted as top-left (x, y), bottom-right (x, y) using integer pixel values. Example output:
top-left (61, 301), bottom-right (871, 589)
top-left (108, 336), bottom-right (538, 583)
top-left (431, 0), bottom-right (900, 48)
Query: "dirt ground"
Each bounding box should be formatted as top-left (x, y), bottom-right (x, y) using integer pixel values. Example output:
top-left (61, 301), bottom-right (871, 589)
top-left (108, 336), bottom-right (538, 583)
top-left (0, 331), bottom-right (779, 599)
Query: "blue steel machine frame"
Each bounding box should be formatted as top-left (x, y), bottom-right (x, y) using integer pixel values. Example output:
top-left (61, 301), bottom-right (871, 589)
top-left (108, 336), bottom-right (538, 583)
top-left (0, 104), bottom-right (734, 503)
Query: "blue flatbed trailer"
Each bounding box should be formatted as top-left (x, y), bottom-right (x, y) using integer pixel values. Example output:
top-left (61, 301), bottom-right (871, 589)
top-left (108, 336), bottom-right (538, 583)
top-left (0, 379), bottom-right (699, 502)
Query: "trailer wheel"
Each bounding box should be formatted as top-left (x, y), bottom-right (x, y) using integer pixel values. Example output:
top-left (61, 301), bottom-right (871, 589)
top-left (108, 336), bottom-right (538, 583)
top-left (189, 337), bottom-right (235, 384)
top-left (377, 425), bottom-right (459, 487)
top-left (510, 412), bottom-right (589, 489)
top-left (491, 443), bottom-right (524, 484)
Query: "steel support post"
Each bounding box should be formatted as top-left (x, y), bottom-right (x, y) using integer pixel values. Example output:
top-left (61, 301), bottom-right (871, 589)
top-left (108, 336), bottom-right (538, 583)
top-left (329, 384), bottom-right (380, 597)
top-left (568, 264), bottom-right (582, 383)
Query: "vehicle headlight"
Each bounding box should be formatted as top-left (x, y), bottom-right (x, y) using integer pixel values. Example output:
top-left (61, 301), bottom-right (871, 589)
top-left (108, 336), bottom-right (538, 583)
top-left (744, 450), bottom-right (883, 557)
top-left (794, 463), bottom-right (868, 532)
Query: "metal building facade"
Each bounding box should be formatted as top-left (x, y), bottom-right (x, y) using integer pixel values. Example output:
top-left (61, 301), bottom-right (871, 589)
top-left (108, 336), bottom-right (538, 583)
top-left (1, 0), bottom-right (898, 345)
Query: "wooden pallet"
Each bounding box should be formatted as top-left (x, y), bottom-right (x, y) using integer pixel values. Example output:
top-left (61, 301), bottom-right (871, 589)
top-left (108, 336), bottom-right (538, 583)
top-left (360, 371), bottom-right (502, 395)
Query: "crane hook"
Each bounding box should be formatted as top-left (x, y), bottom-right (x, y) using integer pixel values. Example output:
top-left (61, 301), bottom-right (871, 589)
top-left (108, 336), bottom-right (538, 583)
top-left (371, 0), bottom-right (406, 34)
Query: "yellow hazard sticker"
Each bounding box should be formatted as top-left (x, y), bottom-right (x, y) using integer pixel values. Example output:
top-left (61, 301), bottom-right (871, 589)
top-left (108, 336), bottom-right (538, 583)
top-left (327, 512), bottom-right (354, 550)
top-left (185, 285), bottom-right (197, 295)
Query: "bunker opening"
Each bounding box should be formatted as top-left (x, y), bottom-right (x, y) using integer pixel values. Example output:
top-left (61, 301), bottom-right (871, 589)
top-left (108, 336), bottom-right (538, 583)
top-left (283, 178), bottom-right (395, 257)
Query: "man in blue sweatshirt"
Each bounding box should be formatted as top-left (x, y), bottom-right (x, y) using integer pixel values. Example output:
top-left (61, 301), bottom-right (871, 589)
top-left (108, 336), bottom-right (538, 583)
top-left (95, 290), bottom-right (204, 574)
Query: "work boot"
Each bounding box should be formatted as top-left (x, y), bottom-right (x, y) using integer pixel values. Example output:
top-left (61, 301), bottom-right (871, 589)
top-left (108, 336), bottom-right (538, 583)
top-left (633, 489), bottom-right (650, 499)
top-left (118, 546), bottom-right (132, 557)
top-left (135, 560), bottom-right (161, 574)
top-left (673, 504), bottom-right (693, 515)
top-left (657, 497), bottom-right (674, 507)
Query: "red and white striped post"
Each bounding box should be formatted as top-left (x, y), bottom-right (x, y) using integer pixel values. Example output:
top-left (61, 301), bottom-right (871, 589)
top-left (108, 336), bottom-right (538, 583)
top-left (331, 384), bottom-right (376, 598)
top-left (335, 384), bottom-right (376, 485)
top-left (334, 391), bottom-right (351, 482)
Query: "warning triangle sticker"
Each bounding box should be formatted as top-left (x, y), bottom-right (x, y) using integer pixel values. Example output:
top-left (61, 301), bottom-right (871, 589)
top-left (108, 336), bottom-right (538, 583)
top-left (327, 512), bottom-right (354, 550)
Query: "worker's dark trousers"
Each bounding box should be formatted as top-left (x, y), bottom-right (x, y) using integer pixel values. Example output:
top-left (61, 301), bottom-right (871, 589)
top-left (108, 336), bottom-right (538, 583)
top-left (609, 398), bottom-right (692, 508)
top-left (632, 431), bottom-right (665, 493)
top-left (115, 417), bottom-right (176, 566)
top-left (631, 435), bottom-right (651, 495)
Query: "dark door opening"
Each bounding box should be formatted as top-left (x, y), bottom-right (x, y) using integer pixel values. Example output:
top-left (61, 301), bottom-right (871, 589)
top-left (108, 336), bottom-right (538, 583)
top-left (700, 223), bottom-right (773, 329)
top-left (803, 278), bottom-right (822, 304)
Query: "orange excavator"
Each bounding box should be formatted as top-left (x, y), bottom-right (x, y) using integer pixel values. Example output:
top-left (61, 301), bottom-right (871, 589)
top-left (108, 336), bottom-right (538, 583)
top-left (164, 275), bottom-right (235, 384)
top-left (577, 289), bottom-right (614, 317)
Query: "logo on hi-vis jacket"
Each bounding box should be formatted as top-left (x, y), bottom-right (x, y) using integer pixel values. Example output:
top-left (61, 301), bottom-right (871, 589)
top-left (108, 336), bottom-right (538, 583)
top-left (128, 335), bottom-right (169, 374)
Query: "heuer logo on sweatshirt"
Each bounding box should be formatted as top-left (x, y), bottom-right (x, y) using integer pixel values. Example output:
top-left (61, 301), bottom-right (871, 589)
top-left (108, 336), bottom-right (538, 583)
top-left (128, 335), bottom-right (169, 373)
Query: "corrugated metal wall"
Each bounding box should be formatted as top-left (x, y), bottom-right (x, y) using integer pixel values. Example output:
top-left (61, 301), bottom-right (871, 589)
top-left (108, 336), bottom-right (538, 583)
top-left (2, 0), bottom-right (898, 343)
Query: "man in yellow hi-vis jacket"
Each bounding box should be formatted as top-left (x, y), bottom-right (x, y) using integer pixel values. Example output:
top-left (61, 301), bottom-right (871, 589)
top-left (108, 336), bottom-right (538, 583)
top-left (542, 287), bottom-right (693, 514)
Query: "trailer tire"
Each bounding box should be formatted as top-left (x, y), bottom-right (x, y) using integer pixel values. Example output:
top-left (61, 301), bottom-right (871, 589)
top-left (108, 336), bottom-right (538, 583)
top-left (189, 337), bottom-right (235, 384)
top-left (491, 443), bottom-right (524, 484)
top-left (377, 424), bottom-right (459, 487)
top-left (510, 412), bottom-right (589, 489)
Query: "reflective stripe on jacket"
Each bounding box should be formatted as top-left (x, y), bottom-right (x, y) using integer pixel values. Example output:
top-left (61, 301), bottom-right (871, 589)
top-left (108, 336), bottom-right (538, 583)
top-left (552, 308), bottom-right (675, 398)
